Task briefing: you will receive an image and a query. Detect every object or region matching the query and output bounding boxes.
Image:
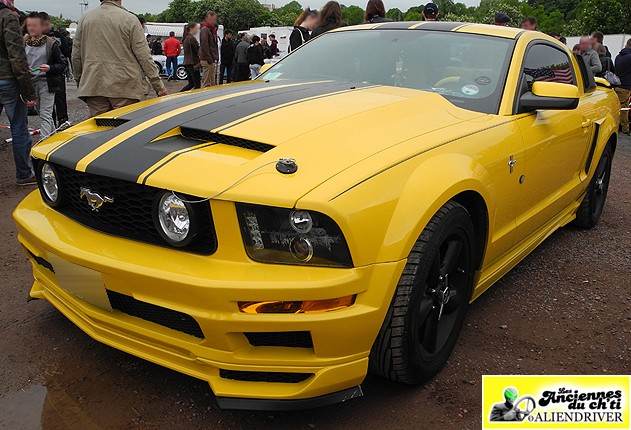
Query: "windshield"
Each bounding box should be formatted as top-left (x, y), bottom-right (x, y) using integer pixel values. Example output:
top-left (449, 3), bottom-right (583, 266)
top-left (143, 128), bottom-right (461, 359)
top-left (260, 29), bottom-right (514, 114)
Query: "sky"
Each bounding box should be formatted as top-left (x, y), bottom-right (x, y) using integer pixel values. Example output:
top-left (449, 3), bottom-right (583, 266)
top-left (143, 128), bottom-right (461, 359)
top-left (19, 0), bottom-right (481, 21)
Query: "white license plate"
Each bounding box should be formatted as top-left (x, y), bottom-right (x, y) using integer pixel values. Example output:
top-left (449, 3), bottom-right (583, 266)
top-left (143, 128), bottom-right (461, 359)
top-left (47, 253), bottom-right (113, 312)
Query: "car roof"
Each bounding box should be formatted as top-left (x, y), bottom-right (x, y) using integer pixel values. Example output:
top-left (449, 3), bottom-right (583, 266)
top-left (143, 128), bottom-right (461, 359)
top-left (333, 21), bottom-right (526, 40)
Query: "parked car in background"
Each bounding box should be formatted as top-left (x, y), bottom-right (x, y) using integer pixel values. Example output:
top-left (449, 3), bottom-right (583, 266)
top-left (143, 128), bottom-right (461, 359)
top-left (152, 54), bottom-right (187, 80)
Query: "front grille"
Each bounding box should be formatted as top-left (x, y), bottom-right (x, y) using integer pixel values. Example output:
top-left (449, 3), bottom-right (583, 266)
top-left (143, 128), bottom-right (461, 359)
top-left (244, 331), bottom-right (313, 348)
top-left (38, 162), bottom-right (217, 255)
top-left (219, 369), bottom-right (313, 384)
top-left (107, 290), bottom-right (205, 339)
top-left (95, 118), bottom-right (128, 128)
top-left (180, 127), bottom-right (274, 153)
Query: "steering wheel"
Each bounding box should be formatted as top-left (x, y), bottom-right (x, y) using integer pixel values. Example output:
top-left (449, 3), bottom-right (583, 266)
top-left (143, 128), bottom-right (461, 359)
top-left (514, 395), bottom-right (537, 421)
top-left (434, 76), bottom-right (461, 87)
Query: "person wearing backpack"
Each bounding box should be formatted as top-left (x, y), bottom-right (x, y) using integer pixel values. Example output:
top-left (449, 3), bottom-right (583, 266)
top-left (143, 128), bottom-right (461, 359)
top-left (247, 35), bottom-right (264, 79)
top-left (289, 9), bottom-right (317, 53)
top-left (233, 33), bottom-right (250, 82)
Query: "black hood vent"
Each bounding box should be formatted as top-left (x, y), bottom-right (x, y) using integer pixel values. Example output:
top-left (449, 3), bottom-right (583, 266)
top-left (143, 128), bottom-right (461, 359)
top-left (95, 118), bottom-right (129, 128)
top-left (180, 127), bottom-right (274, 153)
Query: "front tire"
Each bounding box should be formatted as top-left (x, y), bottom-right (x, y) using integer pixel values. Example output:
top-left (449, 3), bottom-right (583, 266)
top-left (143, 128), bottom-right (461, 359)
top-left (574, 144), bottom-right (613, 229)
top-left (369, 201), bottom-right (475, 384)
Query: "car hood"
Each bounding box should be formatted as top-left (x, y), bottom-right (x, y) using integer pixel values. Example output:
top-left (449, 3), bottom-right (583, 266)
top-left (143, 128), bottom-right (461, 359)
top-left (36, 80), bottom-right (485, 205)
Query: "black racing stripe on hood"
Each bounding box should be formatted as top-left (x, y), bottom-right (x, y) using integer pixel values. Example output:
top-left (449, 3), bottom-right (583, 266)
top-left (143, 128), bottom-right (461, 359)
top-left (84, 81), bottom-right (359, 182)
top-left (47, 81), bottom-right (275, 168)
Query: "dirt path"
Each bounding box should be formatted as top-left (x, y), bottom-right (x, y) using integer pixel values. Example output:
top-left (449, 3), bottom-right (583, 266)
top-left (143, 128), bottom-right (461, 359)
top-left (1, 82), bottom-right (630, 430)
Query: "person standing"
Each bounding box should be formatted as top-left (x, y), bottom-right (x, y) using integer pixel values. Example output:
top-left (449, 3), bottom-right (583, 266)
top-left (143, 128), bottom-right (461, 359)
top-left (0, 0), bottom-right (38, 185)
top-left (219, 30), bottom-right (234, 84)
top-left (592, 31), bottom-right (611, 58)
top-left (199, 11), bottom-right (219, 87)
top-left (40, 12), bottom-right (69, 128)
top-left (24, 12), bottom-right (66, 140)
top-left (269, 34), bottom-right (278, 57)
top-left (233, 34), bottom-right (250, 82)
top-left (615, 39), bottom-right (631, 135)
top-left (247, 35), bottom-right (264, 79)
top-left (579, 36), bottom-right (602, 75)
top-left (163, 31), bottom-right (181, 81)
top-left (520, 16), bottom-right (537, 31)
top-left (493, 12), bottom-right (510, 26)
top-left (364, 0), bottom-right (392, 23)
top-left (311, 1), bottom-right (344, 38)
top-left (72, 0), bottom-right (167, 117)
top-left (422, 3), bottom-right (439, 21)
top-left (151, 37), bottom-right (163, 55)
top-left (180, 23), bottom-right (200, 91)
top-left (289, 9), bottom-right (317, 53)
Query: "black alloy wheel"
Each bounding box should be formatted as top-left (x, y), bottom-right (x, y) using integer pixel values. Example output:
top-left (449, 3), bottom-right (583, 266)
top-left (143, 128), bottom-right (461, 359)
top-left (369, 201), bottom-right (476, 384)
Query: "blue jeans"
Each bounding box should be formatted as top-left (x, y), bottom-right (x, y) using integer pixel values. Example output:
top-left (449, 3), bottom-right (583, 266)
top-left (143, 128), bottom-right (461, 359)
top-left (0, 80), bottom-right (33, 180)
top-left (166, 56), bottom-right (178, 78)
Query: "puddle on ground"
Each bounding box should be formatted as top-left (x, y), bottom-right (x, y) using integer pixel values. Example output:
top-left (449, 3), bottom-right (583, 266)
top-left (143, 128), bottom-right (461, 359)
top-left (0, 384), bottom-right (47, 429)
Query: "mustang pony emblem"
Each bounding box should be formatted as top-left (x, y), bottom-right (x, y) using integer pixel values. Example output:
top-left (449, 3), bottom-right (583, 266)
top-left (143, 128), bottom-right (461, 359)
top-left (80, 187), bottom-right (113, 211)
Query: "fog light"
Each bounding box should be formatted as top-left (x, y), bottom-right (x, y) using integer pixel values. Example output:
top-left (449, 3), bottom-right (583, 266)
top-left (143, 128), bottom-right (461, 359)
top-left (239, 295), bottom-right (356, 314)
top-left (289, 237), bottom-right (313, 262)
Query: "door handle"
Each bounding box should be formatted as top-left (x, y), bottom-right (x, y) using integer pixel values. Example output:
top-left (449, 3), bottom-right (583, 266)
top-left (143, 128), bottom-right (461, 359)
top-left (582, 120), bottom-right (592, 128)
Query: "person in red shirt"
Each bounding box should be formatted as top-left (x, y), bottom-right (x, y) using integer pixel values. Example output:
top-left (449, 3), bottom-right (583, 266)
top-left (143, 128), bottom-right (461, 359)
top-left (163, 31), bottom-right (181, 81)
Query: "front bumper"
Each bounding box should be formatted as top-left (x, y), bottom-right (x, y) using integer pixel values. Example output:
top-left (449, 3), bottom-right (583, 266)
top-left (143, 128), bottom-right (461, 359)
top-left (14, 191), bottom-right (405, 408)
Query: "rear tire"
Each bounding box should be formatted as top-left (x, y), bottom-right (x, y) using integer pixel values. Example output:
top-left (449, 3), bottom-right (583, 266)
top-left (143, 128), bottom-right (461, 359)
top-left (369, 201), bottom-right (475, 384)
top-left (573, 144), bottom-right (613, 229)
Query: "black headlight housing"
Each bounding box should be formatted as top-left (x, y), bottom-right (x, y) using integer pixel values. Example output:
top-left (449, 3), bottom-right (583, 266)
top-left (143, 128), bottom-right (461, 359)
top-left (236, 203), bottom-right (353, 267)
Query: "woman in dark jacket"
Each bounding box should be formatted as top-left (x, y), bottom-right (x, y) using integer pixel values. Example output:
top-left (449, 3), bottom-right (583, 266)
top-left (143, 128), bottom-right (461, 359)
top-left (180, 23), bottom-right (201, 92)
top-left (311, 1), bottom-right (345, 38)
top-left (289, 8), bottom-right (317, 53)
top-left (363, 0), bottom-right (393, 23)
top-left (247, 35), bottom-right (265, 79)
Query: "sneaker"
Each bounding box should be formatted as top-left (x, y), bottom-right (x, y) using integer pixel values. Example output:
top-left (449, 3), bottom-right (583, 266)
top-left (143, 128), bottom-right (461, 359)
top-left (16, 176), bottom-right (37, 186)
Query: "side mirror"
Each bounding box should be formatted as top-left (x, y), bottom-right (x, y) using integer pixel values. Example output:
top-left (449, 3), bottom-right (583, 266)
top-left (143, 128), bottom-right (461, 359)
top-left (519, 81), bottom-right (580, 112)
top-left (259, 63), bottom-right (273, 75)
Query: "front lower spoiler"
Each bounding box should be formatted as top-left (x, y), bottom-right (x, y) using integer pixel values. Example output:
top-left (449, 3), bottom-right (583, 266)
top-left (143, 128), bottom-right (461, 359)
top-left (216, 386), bottom-right (364, 411)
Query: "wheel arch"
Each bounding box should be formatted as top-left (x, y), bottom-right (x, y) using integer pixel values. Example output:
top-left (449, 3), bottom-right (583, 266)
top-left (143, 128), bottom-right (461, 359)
top-left (375, 153), bottom-right (495, 266)
top-left (451, 190), bottom-right (488, 272)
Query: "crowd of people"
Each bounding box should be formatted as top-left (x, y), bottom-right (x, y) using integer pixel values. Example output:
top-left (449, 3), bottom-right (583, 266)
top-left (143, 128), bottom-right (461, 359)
top-left (1, 0), bottom-right (631, 186)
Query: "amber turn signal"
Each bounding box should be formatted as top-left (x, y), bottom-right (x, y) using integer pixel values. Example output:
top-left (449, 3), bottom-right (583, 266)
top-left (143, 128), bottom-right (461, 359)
top-left (239, 295), bottom-right (356, 314)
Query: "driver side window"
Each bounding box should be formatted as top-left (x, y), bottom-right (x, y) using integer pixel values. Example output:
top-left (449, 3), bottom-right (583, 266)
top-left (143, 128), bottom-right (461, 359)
top-left (522, 44), bottom-right (576, 89)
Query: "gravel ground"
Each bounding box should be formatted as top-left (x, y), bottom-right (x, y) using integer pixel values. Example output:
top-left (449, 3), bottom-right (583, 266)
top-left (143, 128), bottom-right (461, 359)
top-left (0, 81), bottom-right (630, 430)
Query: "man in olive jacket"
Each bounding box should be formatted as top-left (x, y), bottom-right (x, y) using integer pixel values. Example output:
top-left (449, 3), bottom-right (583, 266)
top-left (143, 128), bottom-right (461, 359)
top-left (0, 0), bottom-right (38, 185)
top-left (72, 0), bottom-right (167, 117)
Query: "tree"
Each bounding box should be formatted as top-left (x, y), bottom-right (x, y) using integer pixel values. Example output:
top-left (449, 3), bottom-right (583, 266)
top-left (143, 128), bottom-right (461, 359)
top-left (50, 15), bottom-right (73, 29)
top-left (158, 0), bottom-right (195, 22)
top-left (580, 0), bottom-right (626, 34)
top-left (404, 11), bottom-right (422, 21)
top-left (342, 5), bottom-right (365, 25)
top-left (271, 0), bottom-right (303, 26)
top-left (386, 8), bottom-right (403, 20)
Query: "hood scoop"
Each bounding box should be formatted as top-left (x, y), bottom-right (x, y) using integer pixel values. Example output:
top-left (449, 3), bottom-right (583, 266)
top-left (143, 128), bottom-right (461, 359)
top-left (95, 118), bottom-right (129, 128)
top-left (180, 127), bottom-right (274, 153)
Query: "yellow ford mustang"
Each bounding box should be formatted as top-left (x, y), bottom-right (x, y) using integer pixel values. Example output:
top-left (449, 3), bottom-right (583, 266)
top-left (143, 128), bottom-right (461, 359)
top-left (14, 23), bottom-right (619, 410)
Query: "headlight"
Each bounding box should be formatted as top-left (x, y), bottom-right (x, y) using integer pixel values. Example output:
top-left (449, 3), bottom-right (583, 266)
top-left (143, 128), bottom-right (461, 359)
top-left (39, 162), bottom-right (60, 206)
top-left (236, 203), bottom-right (353, 267)
top-left (154, 192), bottom-right (197, 247)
